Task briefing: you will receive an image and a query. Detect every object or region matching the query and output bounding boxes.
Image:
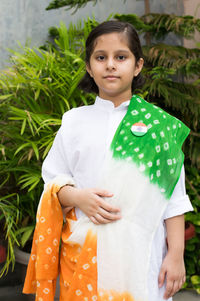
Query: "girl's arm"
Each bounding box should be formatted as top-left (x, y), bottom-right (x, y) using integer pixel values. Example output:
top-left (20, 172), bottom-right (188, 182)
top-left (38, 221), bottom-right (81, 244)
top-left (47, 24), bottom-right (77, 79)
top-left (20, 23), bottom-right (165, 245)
top-left (158, 214), bottom-right (185, 300)
top-left (58, 185), bottom-right (121, 224)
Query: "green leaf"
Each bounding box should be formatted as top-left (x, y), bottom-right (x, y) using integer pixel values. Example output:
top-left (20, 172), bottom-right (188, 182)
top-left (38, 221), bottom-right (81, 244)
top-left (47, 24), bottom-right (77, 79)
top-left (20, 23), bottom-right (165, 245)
top-left (191, 275), bottom-right (200, 285)
top-left (21, 119), bottom-right (27, 135)
top-left (0, 94), bottom-right (13, 100)
top-left (20, 226), bottom-right (34, 247)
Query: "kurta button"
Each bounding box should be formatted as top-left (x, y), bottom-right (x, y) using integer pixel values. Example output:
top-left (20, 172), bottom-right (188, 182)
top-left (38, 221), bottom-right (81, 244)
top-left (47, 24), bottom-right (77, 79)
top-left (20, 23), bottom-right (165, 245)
top-left (131, 122), bottom-right (148, 137)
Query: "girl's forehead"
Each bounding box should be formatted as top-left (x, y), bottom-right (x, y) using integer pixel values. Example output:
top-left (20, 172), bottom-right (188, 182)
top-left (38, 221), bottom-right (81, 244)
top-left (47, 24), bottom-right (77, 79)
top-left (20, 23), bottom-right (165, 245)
top-left (93, 32), bottom-right (130, 50)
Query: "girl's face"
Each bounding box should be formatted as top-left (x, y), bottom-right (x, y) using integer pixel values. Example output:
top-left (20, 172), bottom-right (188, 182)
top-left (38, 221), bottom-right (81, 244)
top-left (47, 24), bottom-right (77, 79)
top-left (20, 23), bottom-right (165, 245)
top-left (86, 32), bottom-right (143, 105)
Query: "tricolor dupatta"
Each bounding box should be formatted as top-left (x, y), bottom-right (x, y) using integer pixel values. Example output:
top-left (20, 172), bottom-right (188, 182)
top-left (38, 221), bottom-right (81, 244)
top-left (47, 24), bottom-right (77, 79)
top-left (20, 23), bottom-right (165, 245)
top-left (23, 95), bottom-right (190, 301)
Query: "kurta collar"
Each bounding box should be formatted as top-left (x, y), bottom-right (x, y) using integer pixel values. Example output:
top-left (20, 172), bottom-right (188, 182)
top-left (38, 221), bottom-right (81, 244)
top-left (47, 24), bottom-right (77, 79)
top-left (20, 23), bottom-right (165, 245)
top-left (94, 96), bottom-right (130, 111)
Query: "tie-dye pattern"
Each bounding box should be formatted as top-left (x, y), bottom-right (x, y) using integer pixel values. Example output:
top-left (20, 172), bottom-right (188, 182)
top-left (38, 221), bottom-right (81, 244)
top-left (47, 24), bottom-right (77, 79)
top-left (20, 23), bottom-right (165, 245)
top-left (23, 96), bottom-right (190, 301)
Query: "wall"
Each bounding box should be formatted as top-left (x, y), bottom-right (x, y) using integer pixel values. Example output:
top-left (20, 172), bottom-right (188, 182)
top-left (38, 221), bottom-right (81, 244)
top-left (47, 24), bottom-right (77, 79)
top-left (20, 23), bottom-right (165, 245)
top-left (0, 0), bottom-right (184, 69)
top-left (183, 0), bottom-right (200, 48)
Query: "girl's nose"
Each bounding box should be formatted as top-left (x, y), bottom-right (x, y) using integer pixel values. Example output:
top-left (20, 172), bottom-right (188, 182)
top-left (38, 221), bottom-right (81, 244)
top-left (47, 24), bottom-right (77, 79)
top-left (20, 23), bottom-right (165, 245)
top-left (106, 58), bottom-right (116, 70)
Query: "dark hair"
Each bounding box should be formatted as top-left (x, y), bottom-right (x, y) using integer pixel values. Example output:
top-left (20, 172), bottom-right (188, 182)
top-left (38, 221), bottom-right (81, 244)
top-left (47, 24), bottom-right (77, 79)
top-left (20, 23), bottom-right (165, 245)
top-left (78, 20), bottom-right (144, 94)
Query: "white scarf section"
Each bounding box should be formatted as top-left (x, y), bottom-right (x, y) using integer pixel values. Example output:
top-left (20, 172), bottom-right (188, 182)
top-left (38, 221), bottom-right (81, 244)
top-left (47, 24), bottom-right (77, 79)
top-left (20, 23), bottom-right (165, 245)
top-left (66, 150), bottom-right (169, 301)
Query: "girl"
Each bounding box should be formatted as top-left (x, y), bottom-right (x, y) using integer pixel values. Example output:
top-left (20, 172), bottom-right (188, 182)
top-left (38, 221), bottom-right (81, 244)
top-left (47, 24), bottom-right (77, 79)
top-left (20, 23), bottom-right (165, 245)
top-left (23, 20), bottom-right (193, 301)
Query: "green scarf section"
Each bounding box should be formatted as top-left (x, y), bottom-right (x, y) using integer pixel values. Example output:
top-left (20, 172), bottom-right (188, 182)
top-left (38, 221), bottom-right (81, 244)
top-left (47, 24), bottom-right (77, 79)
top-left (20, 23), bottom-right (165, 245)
top-left (111, 94), bottom-right (190, 200)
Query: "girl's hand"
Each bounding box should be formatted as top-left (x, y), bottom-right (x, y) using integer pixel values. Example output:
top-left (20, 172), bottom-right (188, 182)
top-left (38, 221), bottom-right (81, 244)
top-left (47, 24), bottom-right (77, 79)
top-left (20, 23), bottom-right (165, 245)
top-left (58, 186), bottom-right (121, 224)
top-left (158, 251), bottom-right (186, 299)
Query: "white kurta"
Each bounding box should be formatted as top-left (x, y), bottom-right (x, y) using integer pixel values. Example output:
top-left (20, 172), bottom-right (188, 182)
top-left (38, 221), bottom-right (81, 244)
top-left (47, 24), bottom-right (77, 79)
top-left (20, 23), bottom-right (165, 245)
top-left (42, 96), bottom-right (193, 301)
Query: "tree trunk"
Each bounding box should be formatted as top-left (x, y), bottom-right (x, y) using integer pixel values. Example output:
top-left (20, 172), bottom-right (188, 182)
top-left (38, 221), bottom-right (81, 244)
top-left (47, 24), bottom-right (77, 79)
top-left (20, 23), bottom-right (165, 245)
top-left (144, 0), bottom-right (151, 46)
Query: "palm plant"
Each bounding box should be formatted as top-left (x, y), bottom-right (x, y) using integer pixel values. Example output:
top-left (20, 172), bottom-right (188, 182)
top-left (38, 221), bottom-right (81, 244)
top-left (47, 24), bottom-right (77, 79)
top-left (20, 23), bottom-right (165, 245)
top-left (0, 19), bottom-right (96, 276)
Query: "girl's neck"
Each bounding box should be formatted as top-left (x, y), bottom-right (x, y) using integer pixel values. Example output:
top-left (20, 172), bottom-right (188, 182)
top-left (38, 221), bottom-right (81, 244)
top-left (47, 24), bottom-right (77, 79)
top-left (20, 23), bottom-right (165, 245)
top-left (99, 92), bottom-right (132, 107)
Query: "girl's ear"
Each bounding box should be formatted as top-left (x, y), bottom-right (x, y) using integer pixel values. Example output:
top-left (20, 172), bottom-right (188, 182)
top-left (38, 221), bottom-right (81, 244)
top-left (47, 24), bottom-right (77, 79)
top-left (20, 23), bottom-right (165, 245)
top-left (134, 58), bottom-right (144, 77)
top-left (86, 64), bottom-right (93, 78)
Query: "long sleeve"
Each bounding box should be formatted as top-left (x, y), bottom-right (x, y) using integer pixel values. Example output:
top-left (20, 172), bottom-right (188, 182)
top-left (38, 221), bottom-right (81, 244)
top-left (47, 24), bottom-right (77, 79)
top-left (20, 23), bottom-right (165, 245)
top-left (41, 112), bottom-right (75, 187)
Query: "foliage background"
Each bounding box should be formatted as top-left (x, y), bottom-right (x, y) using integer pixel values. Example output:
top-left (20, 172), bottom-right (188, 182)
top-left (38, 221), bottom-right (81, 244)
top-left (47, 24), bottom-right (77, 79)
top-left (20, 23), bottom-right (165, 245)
top-left (0, 8), bottom-right (200, 293)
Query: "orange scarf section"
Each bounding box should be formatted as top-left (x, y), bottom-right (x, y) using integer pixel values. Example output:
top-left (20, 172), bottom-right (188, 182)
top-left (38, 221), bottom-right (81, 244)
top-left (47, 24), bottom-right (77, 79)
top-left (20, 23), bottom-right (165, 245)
top-left (23, 182), bottom-right (98, 301)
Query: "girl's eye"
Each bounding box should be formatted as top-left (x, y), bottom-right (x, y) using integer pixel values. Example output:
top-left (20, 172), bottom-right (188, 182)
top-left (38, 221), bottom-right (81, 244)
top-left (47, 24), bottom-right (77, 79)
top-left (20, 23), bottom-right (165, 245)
top-left (97, 55), bottom-right (105, 61)
top-left (117, 55), bottom-right (126, 60)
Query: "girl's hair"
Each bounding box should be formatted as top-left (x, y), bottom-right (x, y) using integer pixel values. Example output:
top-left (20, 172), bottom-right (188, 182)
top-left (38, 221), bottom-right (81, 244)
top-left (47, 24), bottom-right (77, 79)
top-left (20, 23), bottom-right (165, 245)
top-left (78, 20), bottom-right (144, 94)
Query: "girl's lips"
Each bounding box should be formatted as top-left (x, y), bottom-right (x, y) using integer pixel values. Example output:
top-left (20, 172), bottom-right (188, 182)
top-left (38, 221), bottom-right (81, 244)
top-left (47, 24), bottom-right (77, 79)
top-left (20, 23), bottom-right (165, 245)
top-left (103, 76), bottom-right (120, 80)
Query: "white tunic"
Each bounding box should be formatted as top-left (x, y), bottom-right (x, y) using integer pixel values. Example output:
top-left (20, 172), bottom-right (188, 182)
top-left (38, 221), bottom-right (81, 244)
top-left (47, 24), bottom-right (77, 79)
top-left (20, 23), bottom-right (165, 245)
top-left (42, 96), bottom-right (193, 301)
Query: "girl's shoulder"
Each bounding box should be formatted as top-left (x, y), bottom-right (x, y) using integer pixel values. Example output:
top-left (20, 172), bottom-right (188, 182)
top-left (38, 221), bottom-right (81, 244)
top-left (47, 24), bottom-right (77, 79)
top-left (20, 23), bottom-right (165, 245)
top-left (61, 104), bottom-right (96, 124)
top-left (135, 95), bottom-right (182, 125)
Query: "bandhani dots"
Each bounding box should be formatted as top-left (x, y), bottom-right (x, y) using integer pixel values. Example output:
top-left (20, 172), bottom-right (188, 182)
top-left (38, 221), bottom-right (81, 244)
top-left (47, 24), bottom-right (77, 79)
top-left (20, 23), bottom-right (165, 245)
top-left (156, 145), bottom-right (161, 153)
top-left (31, 254), bottom-right (36, 261)
top-left (47, 228), bottom-right (52, 235)
top-left (167, 159), bottom-right (172, 165)
top-left (153, 120), bottom-right (160, 124)
top-left (82, 263), bottom-right (90, 270)
top-left (164, 142), bottom-right (169, 150)
top-left (76, 289), bottom-right (82, 296)
top-left (141, 108), bottom-right (146, 112)
top-left (145, 113), bottom-right (151, 119)
top-left (120, 130), bottom-right (125, 135)
top-left (37, 281), bottom-right (40, 287)
top-left (116, 146), bottom-right (122, 151)
top-left (173, 124), bottom-right (177, 129)
top-left (122, 151), bottom-right (126, 156)
top-left (126, 122), bottom-right (131, 126)
top-left (92, 296), bottom-right (98, 301)
top-left (152, 133), bottom-right (156, 139)
top-left (170, 169), bottom-right (174, 174)
top-left (129, 141), bottom-right (133, 146)
top-left (64, 281), bottom-right (69, 288)
top-left (156, 159), bottom-right (160, 166)
top-left (156, 170), bottom-right (161, 177)
top-left (147, 161), bottom-right (153, 167)
top-left (38, 298), bottom-right (43, 301)
top-left (87, 284), bottom-right (93, 291)
top-left (46, 247), bottom-right (52, 255)
top-left (134, 147), bottom-right (139, 152)
top-left (131, 110), bottom-right (139, 115)
top-left (138, 153), bottom-right (144, 159)
top-left (40, 217), bottom-right (46, 223)
top-left (53, 238), bottom-right (58, 246)
top-left (160, 131), bottom-right (165, 137)
top-left (39, 235), bottom-right (44, 242)
top-left (147, 124), bottom-right (152, 129)
top-left (92, 256), bottom-right (97, 264)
